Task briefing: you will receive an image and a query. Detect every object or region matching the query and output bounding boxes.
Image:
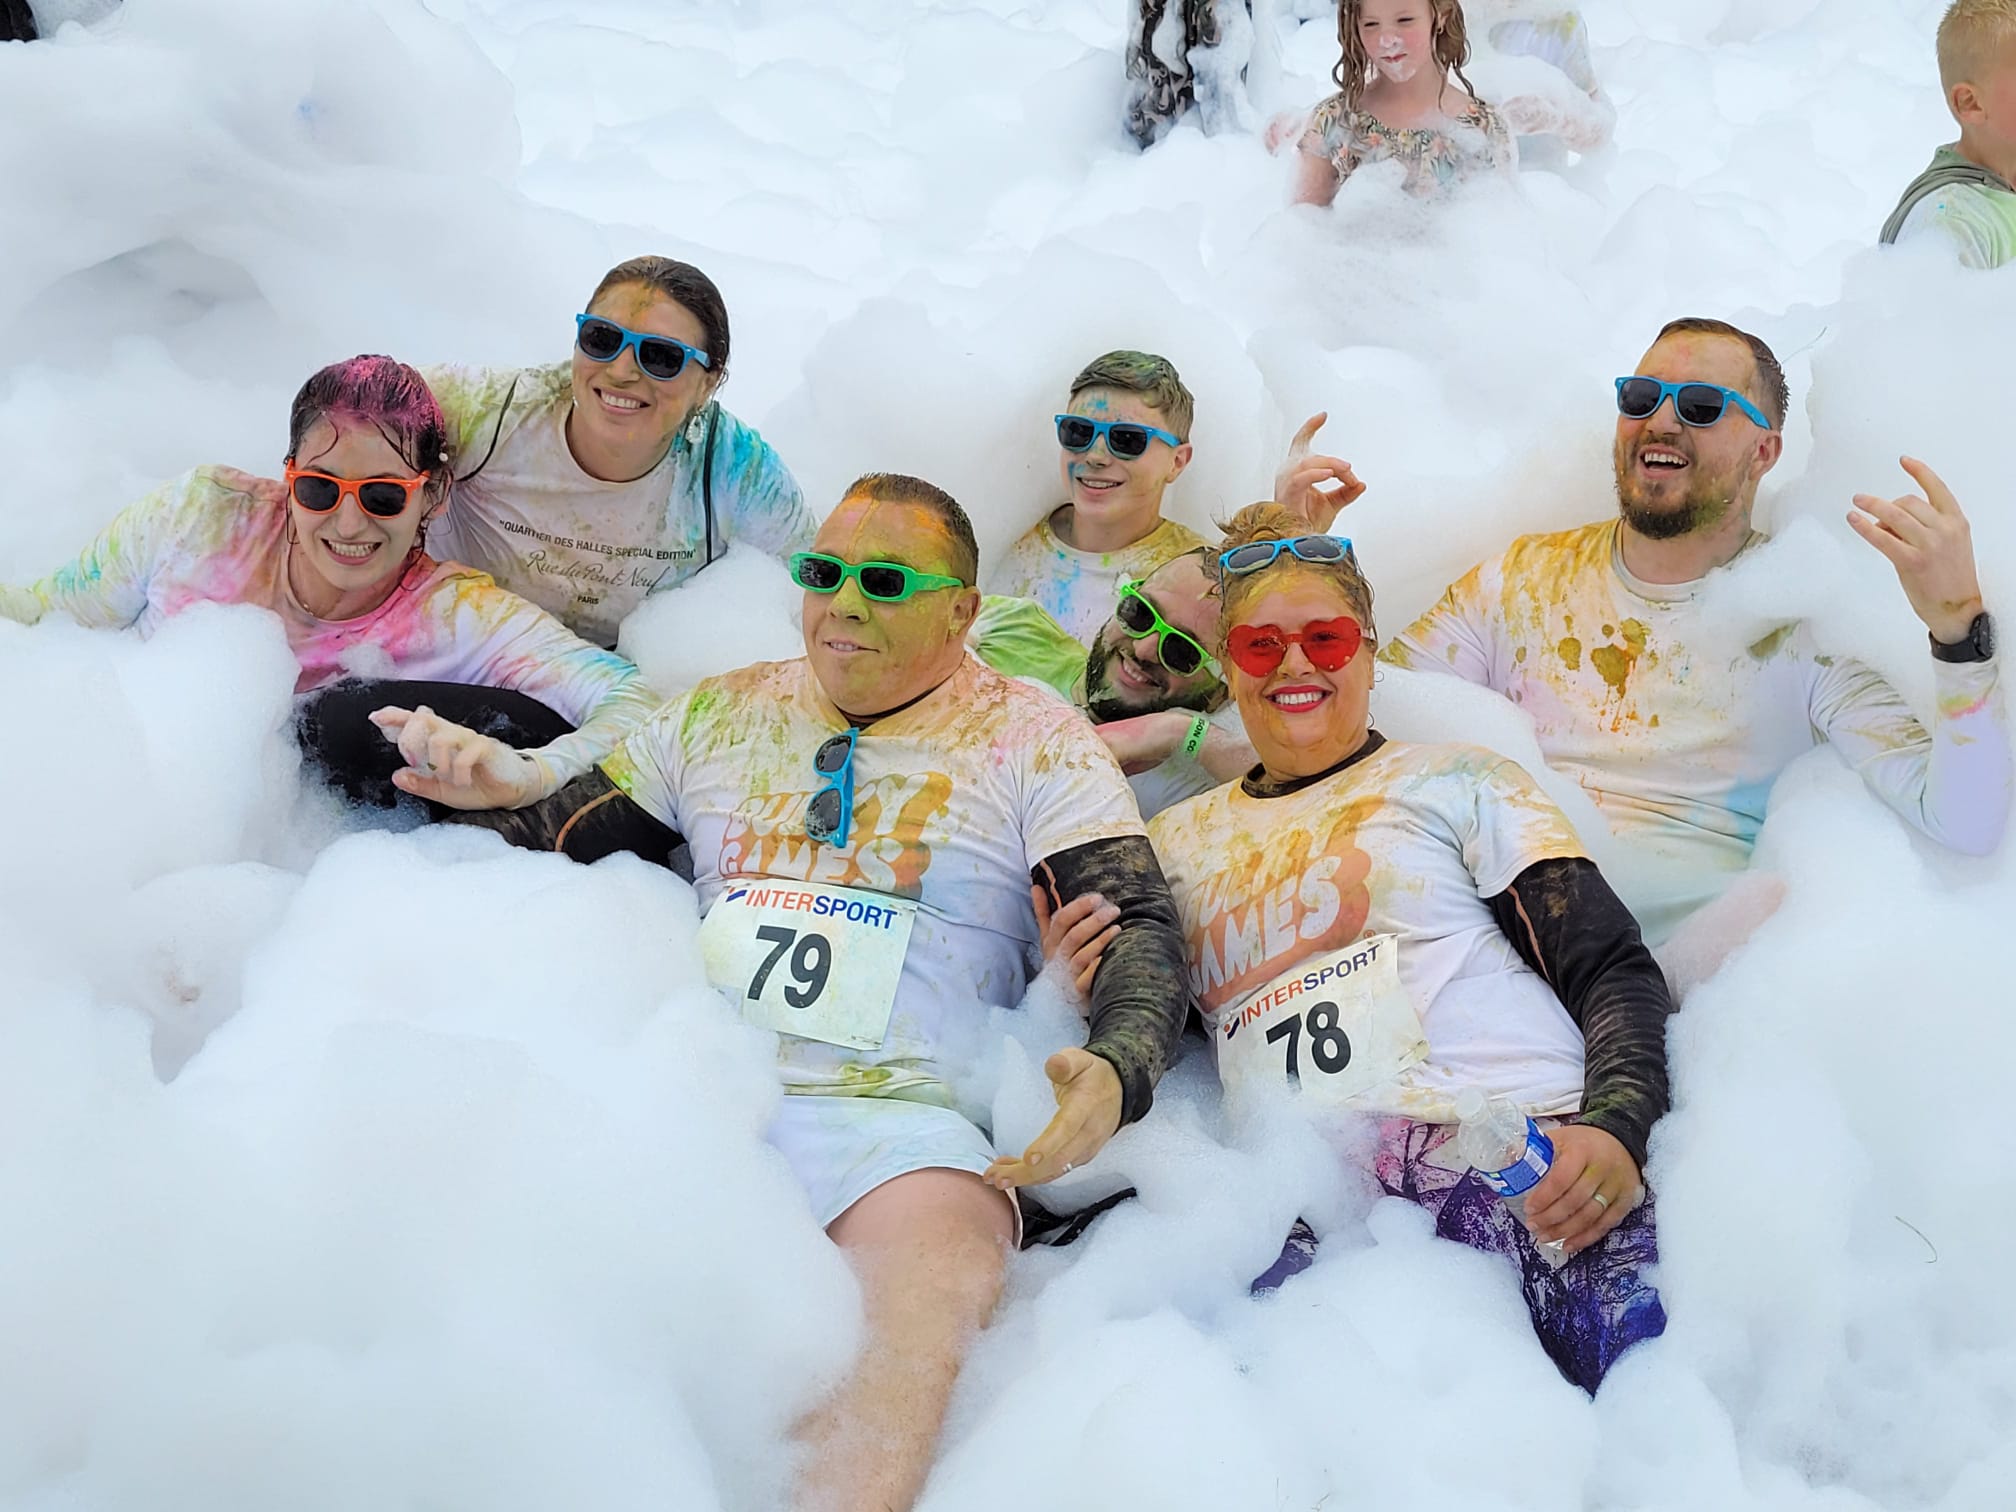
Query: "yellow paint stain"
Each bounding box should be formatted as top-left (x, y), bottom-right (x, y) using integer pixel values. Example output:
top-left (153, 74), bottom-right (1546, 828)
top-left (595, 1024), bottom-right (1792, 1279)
top-left (1588, 618), bottom-right (1651, 730)
top-left (1515, 645), bottom-right (1527, 664)
top-left (1557, 636), bottom-right (1582, 671)
top-left (1649, 714), bottom-right (1660, 728)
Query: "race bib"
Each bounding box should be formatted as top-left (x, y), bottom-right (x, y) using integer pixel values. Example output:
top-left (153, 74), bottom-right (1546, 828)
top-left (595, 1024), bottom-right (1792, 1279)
top-left (698, 880), bottom-right (917, 1050)
top-left (1214, 934), bottom-right (1428, 1110)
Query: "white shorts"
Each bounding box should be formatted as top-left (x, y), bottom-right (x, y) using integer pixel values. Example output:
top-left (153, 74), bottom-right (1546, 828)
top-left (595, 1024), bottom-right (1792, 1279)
top-left (766, 1092), bottom-right (1019, 1240)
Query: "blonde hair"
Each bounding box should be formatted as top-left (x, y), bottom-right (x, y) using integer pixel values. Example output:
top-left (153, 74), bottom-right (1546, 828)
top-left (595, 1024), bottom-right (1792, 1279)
top-left (1333, 0), bottom-right (1477, 112)
top-left (1938, 0), bottom-right (2016, 95)
top-left (1214, 502), bottom-right (1378, 650)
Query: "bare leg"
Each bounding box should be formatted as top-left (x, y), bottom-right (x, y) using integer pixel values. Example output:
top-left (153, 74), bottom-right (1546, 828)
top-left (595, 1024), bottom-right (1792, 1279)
top-left (794, 1169), bottom-right (1016, 1512)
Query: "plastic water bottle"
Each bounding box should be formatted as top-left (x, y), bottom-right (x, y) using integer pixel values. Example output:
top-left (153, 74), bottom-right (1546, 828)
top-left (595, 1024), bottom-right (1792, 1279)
top-left (1452, 1087), bottom-right (1568, 1270)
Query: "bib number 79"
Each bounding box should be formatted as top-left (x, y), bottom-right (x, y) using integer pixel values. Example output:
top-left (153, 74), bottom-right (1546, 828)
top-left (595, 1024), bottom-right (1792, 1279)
top-left (749, 926), bottom-right (833, 1010)
top-left (1264, 1000), bottom-right (1352, 1081)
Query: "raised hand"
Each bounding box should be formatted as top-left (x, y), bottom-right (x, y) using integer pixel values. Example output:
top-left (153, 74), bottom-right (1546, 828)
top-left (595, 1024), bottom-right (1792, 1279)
top-left (370, 704), bottom-right (558, 811)
top-left (1849, 457), bottom-right (1987, 646)
top-left (1274, 412), bottom-right (1366, 532)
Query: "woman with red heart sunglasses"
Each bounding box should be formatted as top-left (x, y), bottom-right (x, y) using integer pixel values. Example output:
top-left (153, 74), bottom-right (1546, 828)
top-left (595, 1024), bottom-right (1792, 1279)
top-left (1142, 502), bottom-right (1675, 1394)
top-left (0, 355), bottom-right (658, 816)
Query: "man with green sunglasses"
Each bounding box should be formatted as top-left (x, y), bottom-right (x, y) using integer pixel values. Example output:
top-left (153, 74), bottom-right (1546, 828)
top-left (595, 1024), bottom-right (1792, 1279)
top-left (971, 548), bottom-right (1257, 819)
top-left (447, 471), bottom-right (1191, 1512)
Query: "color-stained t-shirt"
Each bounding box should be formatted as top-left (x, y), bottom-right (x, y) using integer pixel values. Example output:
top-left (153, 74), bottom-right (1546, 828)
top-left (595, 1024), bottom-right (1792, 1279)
top-left (966, 590), bottom-right (1240, 819)
top-left (1298, 91), bottom-right (1516, 197)
top-left (987, 514), bottom-right (1208, 646)
top-left (1892, 145), bottom-right (2016, 271)
top-left (423, 363), bottom-right (818, 648)
top-left (1385, 519), bottom-right (2010, 940)
top-left (0, 466), bottom-right (659, 785)
top-left (1147, 740), bottom-right (1590, 1123)
top-left (600, 654), bottom-right (1146, 1107)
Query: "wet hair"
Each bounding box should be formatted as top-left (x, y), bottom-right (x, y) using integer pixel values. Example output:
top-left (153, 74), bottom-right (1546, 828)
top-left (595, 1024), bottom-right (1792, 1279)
top-left (1067, 350), bottom-right (1195, 441)
top-left (1214, 502), bottom-right (1378, 648)
top-left (1333, 0), bottom-right (1478, 112)
top-left (1939, 1), bottom-right (2016, 94)
top-left (843, 472), bottom-right (980, 586)
top-left (588, 255), bottom-right (732, 378)
top-left (286, 356), bottom-right (449, 502)
top-left (1653, 316), bottom-right (1791, 429)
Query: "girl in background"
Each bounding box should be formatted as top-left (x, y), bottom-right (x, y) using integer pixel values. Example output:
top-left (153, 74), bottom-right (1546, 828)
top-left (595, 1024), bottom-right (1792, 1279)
top-left (1291, 0), bottom-right (1514, 202)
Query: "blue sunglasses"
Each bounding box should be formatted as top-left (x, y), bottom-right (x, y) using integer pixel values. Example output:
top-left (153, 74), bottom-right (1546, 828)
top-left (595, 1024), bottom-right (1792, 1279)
top-left (575, 314), bottom-right (712, 381)
top-left (1054, 414), bottom-right (1185, 459)
top-left (805, 728), bottom-right (858, 847)
top-left (1218, 534), bottom-right (1355, 579)
top-left (1615, 376), bottom-right (1773, 431)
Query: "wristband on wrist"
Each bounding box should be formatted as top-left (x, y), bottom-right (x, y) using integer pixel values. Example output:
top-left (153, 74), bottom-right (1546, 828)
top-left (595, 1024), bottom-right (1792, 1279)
top-left (1182, 712), bottom-right (1211, 758)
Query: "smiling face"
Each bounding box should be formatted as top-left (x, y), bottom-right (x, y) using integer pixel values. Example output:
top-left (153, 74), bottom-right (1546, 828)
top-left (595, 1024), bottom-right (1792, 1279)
top-left (1357, 0), bottom-right (1436, 83)
top-left (1227, 572), bottom-right (1376, 782)
top-left (801, 494), bottom-right (981, 718)
top-left (1057, 385), bottom-right (1192, 542)
top-left (566, 281), bottom-right (718, 482)
top-left (1083, 553), bottom-right (1222, 722)
top-left (1613, 331), bottom-right (1782, 543)
top-left (285, 416), bottom-right (435, 617)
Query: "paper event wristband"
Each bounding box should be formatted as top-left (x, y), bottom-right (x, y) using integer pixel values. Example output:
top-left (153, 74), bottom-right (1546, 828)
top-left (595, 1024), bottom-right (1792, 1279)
top-left (1182, 713), bottom-right (1210, 758)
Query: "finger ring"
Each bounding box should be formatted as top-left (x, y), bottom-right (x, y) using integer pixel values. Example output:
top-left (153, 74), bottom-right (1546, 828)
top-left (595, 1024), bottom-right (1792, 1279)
top-left (1061, 1161), bottom-right (1075, 1175)
top-left (1591, 1191), bottom-right (1610, 1210)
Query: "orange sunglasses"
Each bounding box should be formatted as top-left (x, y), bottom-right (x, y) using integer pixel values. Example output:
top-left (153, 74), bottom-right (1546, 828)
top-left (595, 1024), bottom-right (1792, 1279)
top-left (283, 463), bottom-right (432, 519)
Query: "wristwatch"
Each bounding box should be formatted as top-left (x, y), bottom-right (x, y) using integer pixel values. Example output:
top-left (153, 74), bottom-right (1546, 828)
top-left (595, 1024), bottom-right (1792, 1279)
top-left (1930, 610), bottom-right (1995, 664)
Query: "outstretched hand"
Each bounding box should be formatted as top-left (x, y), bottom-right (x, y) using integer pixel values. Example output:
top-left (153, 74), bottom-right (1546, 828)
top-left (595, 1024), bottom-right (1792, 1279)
top-left (1523, 1123), bottom-right (1642, 1257)
top-left (981, 1047), bottom-right (1124, 1190)
top-left (1274, 412), bottom-right (1366, 532)
top-left (1033, 884), bottom-right (1119, 1006)
top-left (371, 704), bottom-right (557, 811)
top-left (1849, 457), bottom-right (1986, 645)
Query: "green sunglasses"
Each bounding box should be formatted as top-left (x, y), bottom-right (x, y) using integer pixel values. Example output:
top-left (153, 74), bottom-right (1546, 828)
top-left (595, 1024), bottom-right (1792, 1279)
top-left (790, 551), bottom-right (967, 602)
top-left (1115, 579), bottom-right (1218, 677)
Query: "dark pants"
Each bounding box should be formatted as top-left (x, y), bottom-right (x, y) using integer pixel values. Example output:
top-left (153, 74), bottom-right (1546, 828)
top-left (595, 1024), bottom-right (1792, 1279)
top-left (2, 1), bottom-right (37, 42)
top-left (295, 680), bottom-right (575, 815)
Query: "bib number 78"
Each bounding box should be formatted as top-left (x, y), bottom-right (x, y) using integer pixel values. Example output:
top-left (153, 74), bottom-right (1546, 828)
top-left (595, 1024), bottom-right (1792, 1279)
top-left (749, 926), bottom-right (833, 1010)
top-left (1264, 1000), bottom-right (1353, 1081)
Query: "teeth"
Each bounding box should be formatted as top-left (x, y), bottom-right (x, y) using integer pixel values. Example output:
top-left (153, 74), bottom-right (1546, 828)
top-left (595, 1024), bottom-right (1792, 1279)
top-left (326, 542), bottom-right (377, 559)
top-left (600, 391), bottom-right (646, 410)
top-left (1642, 451), bottom-right (1687, 467)
top-left (1271, 690), bottom-right (1325, 708)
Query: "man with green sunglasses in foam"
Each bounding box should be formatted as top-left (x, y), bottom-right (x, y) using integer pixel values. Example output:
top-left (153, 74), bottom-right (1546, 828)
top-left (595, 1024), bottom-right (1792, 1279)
top-left (971, 548), bottom-right (1258, 819)
top-left (449, 471), bottom-right (1191, 1512)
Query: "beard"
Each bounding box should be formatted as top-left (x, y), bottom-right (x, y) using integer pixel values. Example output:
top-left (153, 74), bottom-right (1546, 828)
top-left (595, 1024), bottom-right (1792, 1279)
top-left (1082, 638), bottom-right (1221, 724)
top-left (1614, 449), bottom-right (1741, 541)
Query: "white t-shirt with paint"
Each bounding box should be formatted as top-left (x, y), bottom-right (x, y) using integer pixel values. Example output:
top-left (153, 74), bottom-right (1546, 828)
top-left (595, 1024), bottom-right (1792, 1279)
top-left (0, 466), bottom-right (659, 785)
top-left (1386, 519), bottom-right (2009, 940)
top-left (424, 363), bottom-right (818, 647)
top-left (601, 653), bottom-right (1146, 1109)
top-left (988, 513), bottom-right (1208, 646)
top-left (1147, 739), bottom-right (1590, 1123)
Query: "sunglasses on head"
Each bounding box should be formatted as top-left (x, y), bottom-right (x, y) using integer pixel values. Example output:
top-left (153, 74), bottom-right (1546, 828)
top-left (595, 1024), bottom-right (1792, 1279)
top-left (1227, 617), bottom-right (1365, 678)
top-left (283, 464), bottom-right (431, 519)
top-left (574, 313), bottom-right (712, 382)
top-left (1053, 414), bottom-right (1184, 460)
top-left (790, 551), bottom-right (965, 603)
top-left (1614, 376), bottom-right (1774, 431)
top-left (1114, 579), bottom-right (1216, 678)
top-left (805, 728), bottom-right (858, 847)
top-left (1217, 534), bottom-right (1354, 579)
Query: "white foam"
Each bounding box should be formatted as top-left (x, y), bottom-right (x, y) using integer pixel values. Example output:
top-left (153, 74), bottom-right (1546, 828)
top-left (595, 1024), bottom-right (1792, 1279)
top-left (1, 0), bottom-right (2012, 1505)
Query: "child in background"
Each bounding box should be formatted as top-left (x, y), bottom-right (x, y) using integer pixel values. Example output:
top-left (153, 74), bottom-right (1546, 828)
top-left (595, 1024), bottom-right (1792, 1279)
top-left (988, 351), bottom-right (1207, 645)
top-left (1882, 0), bottom-right (2016, 269)
top-left (1291, 0), bottom-right (1514, 203)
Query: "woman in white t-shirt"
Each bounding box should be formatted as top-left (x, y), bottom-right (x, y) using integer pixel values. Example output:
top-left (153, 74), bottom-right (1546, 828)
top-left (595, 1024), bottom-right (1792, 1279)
top-left (423, 256), bottom-right (819, 648)
top-left (1145, 503), bottom-right (1672, 1393)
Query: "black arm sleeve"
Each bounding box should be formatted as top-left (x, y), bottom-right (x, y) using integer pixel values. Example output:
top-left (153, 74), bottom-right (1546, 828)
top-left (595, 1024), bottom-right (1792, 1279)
top-left (445, 770), bottom-right (683, 868)
top-left (1484, 856), bottom-right (1674, 1171)
top-left (1034, 835), bottom-right (1193, 1127)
